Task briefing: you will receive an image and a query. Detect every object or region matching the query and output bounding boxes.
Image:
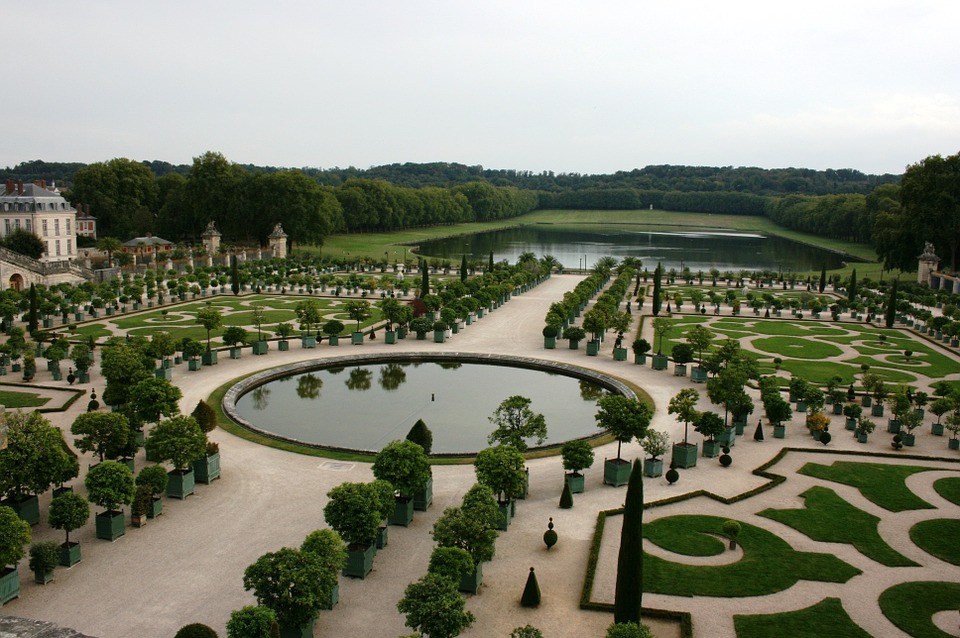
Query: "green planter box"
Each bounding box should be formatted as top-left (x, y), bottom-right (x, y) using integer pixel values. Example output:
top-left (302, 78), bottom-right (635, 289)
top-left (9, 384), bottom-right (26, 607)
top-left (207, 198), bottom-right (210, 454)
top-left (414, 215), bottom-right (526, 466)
top-left (327, 334), bottom-right (339, 346)
top-left (496, 501), bottom-right (512, 531)
top-left (188, 359), bottom-right (202, 371)
top-left (58, 542), bottom-right (81, 567)
top-left (774, 424), bottom-right (786, 438)
top-left (871, 404), bottom-right (884, 417)
top-left (252, 341), bottom-right (269, 355)
top-left (846, 418), bottom-right (857, 431)
top-left (0, 568), bottom-right (20, 605)
top-left (796, 400), bottom-right (807, 413)
top-left (862, 396), bottom-right (873, 407)
top-left (413, 476), bottom-right (433, 512)
top-left (193, 452), bottom-right (220, 484)
top-left (4, 494), bottom-right (40, 525)
top-left (702, 439), bottom-right (722, 458)
top-left (376, 525), bottom-right (388, 550)
top-left (351, 331), bottom-right (364, 345)
top-left (279, 618), bottom-right (316, 638)
top-left (603, 458), bottom-right (632, 487)
top-left (343, 544), bottom-right (375, 579)
top-left (586, 340), bottom-right (600, 356)
top-left (95, 510), bottom-right (126, 541)
top-left (278, 340), bottom-right (290, 351)
top-left (33, 568), bottom-right (55, 585)
top-left (147, 497), bottom-right (163, 519)
top-left (949, 439), bottom-right (960, 450)
top-left (167, 469), bottom-right (196, 499)
top-left (565, 472), bottom-right (585, 494)
top-left (633, 353), bottom-right (645, 364)
top-left (691, 367), bottom-right (709, 383)
top-left (671, 442), bottom-right (698, 469)
top-left (433, 330), bottom-right (445, 343)
top-left (674, 363), bottom-right (687, 377)
top-left (385, 331), bottom-right (397, 344)
top-left (733, 415), bottom-right (747, 435)
top-left (459, 562), bottom-right (483, 594)
top-left (155, 366), bottom-right (171, 381)
top-left (388, 497), bottom-right (414, 527)
top-left (301, 335), bottom-right (318, 348)
top-left (858, 432), bottom-right (870, 443)
top-left (933, 423), bottom-right (945, 436)
top-left (887, 420), bottom-right (901, 434)
top-left (229, 347), bottom-right (242, 359)
top-left (718, 428), bottom-right (736, 447)
top-left (833, 403), bottom-right (844, 415)
top-left (201, 350), bottom-right (218, 366)
top-left (643, 458), bottom-right (663, 478)
top-left (543, 336), bottom-right (556, 349)
top-left (652, 354), bottom-right (669, 370)
top-left (321, 582), bottom-right (340, 610)
top-left (613, 347), bottom-right (627, 361)
top-left (902, 433), bottom-right (916, 446)
top-left (569, 340), bottom-right (581, 350)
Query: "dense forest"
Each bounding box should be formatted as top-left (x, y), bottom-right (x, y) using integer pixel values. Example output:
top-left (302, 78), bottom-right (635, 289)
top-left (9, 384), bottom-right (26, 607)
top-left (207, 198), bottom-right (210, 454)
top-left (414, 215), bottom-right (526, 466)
top-left (0, 156), bottom-right (907, 256)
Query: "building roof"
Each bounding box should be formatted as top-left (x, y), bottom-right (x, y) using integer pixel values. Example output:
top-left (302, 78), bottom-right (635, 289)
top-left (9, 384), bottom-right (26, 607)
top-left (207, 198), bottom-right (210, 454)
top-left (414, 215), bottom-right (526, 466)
top-left (122, 234), bottom-right (173, 248)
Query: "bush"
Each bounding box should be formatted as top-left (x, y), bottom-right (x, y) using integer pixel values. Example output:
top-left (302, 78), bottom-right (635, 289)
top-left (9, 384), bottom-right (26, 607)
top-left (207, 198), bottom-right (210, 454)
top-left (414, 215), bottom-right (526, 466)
top-left (606, 622), bottom-right (654, 638)
top-left (48, 492), bottom-right (90, 544)
top-left (559, 481), bottom-right (573, 509)
top-left (28, 540), bottom-right (60, 573)
top-left (511, 626), bottom-right (544, 638)
top-left (428, 546), bottom-right (473, 582)
top-left (560, 439), bottom-right (595, 473)
top-left (405, 419), bottom-right (433, 456)
top-left (191, 400), bottom-right (218, 434)
top-left (136, 464), bottom-right (169, 496)
top-left (174, 623), bottom-right (219, 638)
top-left (563, 326), bottom-right (586, 342)
top-left (542, 324), bottom-right (559, 338)
top-left (84, 460), bottom-right (135, 512)
top-left (227, 606), bottom-right (279, 638)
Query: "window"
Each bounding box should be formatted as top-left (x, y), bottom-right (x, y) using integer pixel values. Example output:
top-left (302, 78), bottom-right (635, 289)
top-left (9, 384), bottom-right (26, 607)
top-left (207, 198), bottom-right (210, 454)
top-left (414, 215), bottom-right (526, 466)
top-left (25, 219), bottom-right (31, 232)
top-left (42, 219), bottom-right (48, 236)
top-left (66, 218), bottom-right (71, 234)
top-left (55, 240), bottom-right (61, 256)
top-left (4, 220), bottom-right (9, 234)
top-left (54, 219), bottom-right (59, 235)
top-left (67, 239), bottom-right (72, 254)
top-left (14, 219), bottom-right (20, 229)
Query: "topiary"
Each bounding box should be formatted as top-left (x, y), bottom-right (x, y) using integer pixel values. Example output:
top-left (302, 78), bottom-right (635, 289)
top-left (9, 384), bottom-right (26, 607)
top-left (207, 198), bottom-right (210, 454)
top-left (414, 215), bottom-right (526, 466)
top-left (722, 520), bottom-right (741, 550)
top-left (606, 621), bottom-right (655, 638)
top-left (136, 464), bottom-right (169, 497)
top-left (174, 623), bottom-right (219, 638)
top-left (226, 606), bottom-right (279, 638)
top-left (511, 626), bottom-right (545, 638)
top-left (542, 324), bottom-right (559, 338)
top-left (191, 400), bottom-right (218, 434)
top-left (719, 453), bottom-right (732, 467)
top-left (520, 567), bottom-right (541, 607)
top-left (543, 518), bottom-right (558, 549)
top-left (28, 540), bottom-right (60, 575)
top-left (665, 468), bottom-right (679, 485)
top-left (559, 481), bottom-right (573, 509)
top-left (405, 419), bottom-right (433, 456)
top-left (820, 431), bottom-right (832, 445)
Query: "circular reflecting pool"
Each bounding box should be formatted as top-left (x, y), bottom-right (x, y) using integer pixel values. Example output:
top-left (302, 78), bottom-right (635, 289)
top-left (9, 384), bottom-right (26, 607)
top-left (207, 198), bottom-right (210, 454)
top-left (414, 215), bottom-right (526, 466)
top-left (225, 354), bottom-right (634, 455)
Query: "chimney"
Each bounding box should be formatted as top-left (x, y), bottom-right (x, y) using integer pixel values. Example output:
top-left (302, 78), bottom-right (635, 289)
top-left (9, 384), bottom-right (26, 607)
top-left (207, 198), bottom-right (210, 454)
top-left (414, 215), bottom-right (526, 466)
top-left (17, 179), bottom-right (23, 195)
top-left (85, 204), bottom-right (91, 215)
top-left (4, 179), bottom-right (12, 195)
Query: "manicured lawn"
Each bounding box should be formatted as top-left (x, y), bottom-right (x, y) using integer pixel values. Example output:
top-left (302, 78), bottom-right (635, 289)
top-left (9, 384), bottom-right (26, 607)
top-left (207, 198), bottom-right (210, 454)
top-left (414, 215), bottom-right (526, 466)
top-left (933, 477), bottom-right (960, 506)
top-left (909, 519), bottom-right (960, 565)
top-left (0, 389), bottom-right (50, 408)
top-left (798, 462), bottom-right (937, 512)
top-left (879, 581), bottom-right (960, 638)
top-left (642, 514), bottom-right (860, 597)
top-left (734, 597), bottom-right (871, 638)
top-left (752, 336), bottom-right (843, 359)
top-left (759, 486), bottom-right (916, 566)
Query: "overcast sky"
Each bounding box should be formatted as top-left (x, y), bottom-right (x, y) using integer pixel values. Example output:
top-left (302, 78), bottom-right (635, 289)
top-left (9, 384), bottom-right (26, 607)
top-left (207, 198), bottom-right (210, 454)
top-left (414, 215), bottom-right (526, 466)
top-left (4, 1), bottom-right (958, 176)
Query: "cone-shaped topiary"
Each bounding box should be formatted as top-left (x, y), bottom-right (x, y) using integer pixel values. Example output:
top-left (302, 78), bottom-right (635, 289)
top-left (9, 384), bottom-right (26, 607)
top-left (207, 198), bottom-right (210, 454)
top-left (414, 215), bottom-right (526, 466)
top-left (520, 567), bottom-right (541, 607)
top-left (614, 459), bottom-right (643, 624)
top-left (543, 518), bottom-right (557, 549)
top-left (174, 623), bottom-right (219, 638)
top-left (191, 400), bottom-right (218, 434)
top-left (405, 419), bottom-right (433, 455)
top-left (559, 481), bottom-right (573, 509)
top-left (753, 420), bottom-right (764, 441)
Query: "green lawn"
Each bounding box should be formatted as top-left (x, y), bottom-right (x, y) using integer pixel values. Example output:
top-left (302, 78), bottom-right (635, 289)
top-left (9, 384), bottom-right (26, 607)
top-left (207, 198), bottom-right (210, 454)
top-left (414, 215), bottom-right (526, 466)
top-left (0, 389), bottom-right (50, 408)
top-left (933, 477), bottom-right (960, 506)
top-left (798, 462), bottom-right (938, 512)
top-left (909, 519), bottom-right (960, 565)
top-left (734, 597), bottom-right (871, 638)
top-left (642, 515), bottom-right (860, 597)
top-left (759, 486), bottom-right (916, 566)
top-left (879, 581), bottom-right (960, 638)
top-left (752, 337), bottom-right (843, 359)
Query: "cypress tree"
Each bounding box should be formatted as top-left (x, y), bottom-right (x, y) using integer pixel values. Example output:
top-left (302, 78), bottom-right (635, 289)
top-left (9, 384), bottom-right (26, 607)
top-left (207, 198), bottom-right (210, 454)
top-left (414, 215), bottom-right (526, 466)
top-left (28, 283), bottom-right (38, 333)
top-left (818, 267), bottom-right (826, 293)
top-left (420, 259), bottom-right (430, 297)
top-left (191, 399), bottom-right (218, 434)
top-left (460, 254), bottom-right (468, 283)
top-left (652, 263), bottom-right (662, 316)
top-left (614, 459), bottom-right (643, 624)
top-left (885, 278), bottom-right (898, 328)
top-left (406, 418), bottom-right (433, 455)
top-left (231, 255), bottom-right (240, 296)
top-left (848, 268), bottom-right (857, 302)
top-left (489, 251), bottom-right (494, 272)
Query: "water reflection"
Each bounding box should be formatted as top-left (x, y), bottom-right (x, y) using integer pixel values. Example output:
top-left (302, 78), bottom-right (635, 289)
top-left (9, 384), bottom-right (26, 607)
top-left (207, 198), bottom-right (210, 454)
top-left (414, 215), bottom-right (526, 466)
top-left (296, 373), bottom-right (322, 399)
top-left (379, 363), bottom-right (407, 391)
top-left (346, 368), bottom-right (373, 391)
top-left (580, 380), bottom-right (605, 402)
top-left (251, 386), bottom-right (271, 410)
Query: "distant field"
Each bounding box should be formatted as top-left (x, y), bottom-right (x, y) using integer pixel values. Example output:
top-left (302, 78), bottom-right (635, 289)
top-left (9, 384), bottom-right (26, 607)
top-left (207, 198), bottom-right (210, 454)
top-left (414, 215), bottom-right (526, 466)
top-left (314, 209), bottom-right (891, 279)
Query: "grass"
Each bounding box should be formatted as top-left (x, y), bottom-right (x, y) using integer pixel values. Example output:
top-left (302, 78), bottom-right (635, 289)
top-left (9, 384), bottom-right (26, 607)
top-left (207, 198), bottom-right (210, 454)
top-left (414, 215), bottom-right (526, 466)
top-left (798, 461), bottom-right (938, 512)
top-left (752, 337), bottom-right (843, 359)
top-left (758, 486), bottom-right (917, 566)
top-left (734, 597), bottom-right (871, 638)
top-left (642, 514), bottom-right (861, 597)
top-left (0, 389), bottom-right (50, 408)
top-left (879, 581), bottom-right (960, 638)
top-left (933, 477), bottom-right (960, 506)
top-left (909, 519), bottom-right (960, 565)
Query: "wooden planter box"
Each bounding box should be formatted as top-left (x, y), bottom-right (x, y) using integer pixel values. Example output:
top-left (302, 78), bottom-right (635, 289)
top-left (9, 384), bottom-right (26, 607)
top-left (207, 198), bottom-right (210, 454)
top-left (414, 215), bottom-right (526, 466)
top-left (388, 497), bottom-right (414, 527)
top-left (201, 350), bottom-right (218, 366)
top-left (343, 544), bottom-right (375, 579)
top-left (603, 458), bottom-right (632, 487)
top-left (565, 472), bottom-right (585, 494)
top-left (155, 366), bottom-right (171, 381)
top-left (459, 562), bottom-right (483, 594)
top-left (95, 510), bottom-right (126, 541)
top-left (376, 524), bottom-right (388, 550)
top-left (702, 439), bottom-right (722, 458)
top-left (351, 332), bottom-right (364, 345)
top-left (643, 458), bottom-right (663, 478)
top-left (229, 347), bottom-right (242, 359)
top-left (301, 335), bottom-right (318, 348)
top-left (673, 363), bottom-right (687, 377)
top-left (932, 423), bottom-right (945, 436)
top-left (279, 618), bottom-right (316, 638)
top-left (496, 501), bottom-right (512, 531)
top-left (862, 396), bottom-right (873, 407)
top-left (633, 353), bottom-right (645, 364)
top-left (586, 340), bottom-right (600, 356)
top-left (278, 340), bottom-right (290, 351)
top-left (902, 432), bottom-right (916, 446)
top-left (671, 442), bottom-right (699, 468)
top-left (858, 432), bottom-right (870, 443)
top-left (433, 330), bottom-right (445, 343)
top-left (773, 424), bottom-right (786, 438)
top-left (846, 418), bottom-right (857, 431)
top-left (147, 496), bottom-right (163, 519)
top-left (887, 420), bottom-right (901, 434)
top-left (188, 359), bottom-right (202, 371)
top-left (385, 331), bottom-right (397, 344)
top-left (193, 452), bottom-right (220, 484)
top-left (3, 494), bottom-right (40, 526)
top-left (0, 568), bottom-right (20, 605)
top-left (252, 340), bottom-right (269, 355)
top-left (166, 469), bottom-right (196, 499)
top-left (691, 367), bottom-right (709, 383)
top-left (949, 439), bottom-right (959, 450)
top-left (413, 476), bottom-right (433, 511)
top-left (543, 336), bottom-right (556, 349)
top-left (652, 354), bottom-right (669, 370)
top-left (613, 347), bottom-right (628, 361)
top-left (718, 428), bottom-right (736, 447)
top-left (58, 542), bottom-right (81, 567)
top-left (871, 404), bottom-right (884, 417)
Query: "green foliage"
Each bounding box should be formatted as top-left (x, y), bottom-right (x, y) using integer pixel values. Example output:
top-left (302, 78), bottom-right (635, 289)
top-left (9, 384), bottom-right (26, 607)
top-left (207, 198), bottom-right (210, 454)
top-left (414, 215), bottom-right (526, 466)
top-left (734, 598), bottom-right (871, 638)
top-left (460, 483), bottom-right (501, 530)
top-left (372, 439), bottom-right (431, 498)
top-left (222, 326), bottom-right (248, 347)
top-left (722, 520), bottom-right (742, 541)
top-left (405, 418), bottom-right (433, 455)
top-left (368, 479), bottom-right (397, 521)
top-left (323, 482), bottom-right (382, 546)
top-left (432, 506), bottom-right (498, 565)
top-left (670, 342), bottom-right (694, 365)
top-left (667, 387), bottom-right (700, 445)
top-left (559, 481), bottom-right (573, 509)
top-left (227, 606), bottom-right (278, 638)
top-left (71, 411), bottom-right (130, 462)
top-left (0, 410), bottom-right (75, 499)
top-left (191, 399), bottom-right (218, 434)
top-left (300, 528), bottom-right (348, 575)
top-left (145, 415), bottom-right (207, 471)
top-left (2, 227), bottom-right (45, 259)
top-left (136, 464), bottom-right (170, 496)
top-left (640, 429), bottom-right (669, 460)
top-left (596, 395), bottom-right (653, 459)
top-left (520, 566), bottom-right (541, 607)
top-left (100, 341), bottom-right (152, 406)
top-left (344, 299), bottom-right (372, 329)
top-left (511, 626), bottom-right (544, 638)
top-left (428, 546), bottom-right (474, 582)
top-left (196, 307), bottom-right (223, 349)
top-left (694, 411), bottom-right (725, 440)
top-left (473, 445), bottom-right (526, 502)
top-left (487, 395), bottom-right (547, 451)
top-left (128, 377), bottom-right (182, 424)
top-left (879, 581), bottom-right (960, 638)
top-left (0, 505), bottom-right (31, 567)
top-left (560, 439), bottom-right (594, 473)
top-left (798, 461), bottom-right (936, 512)
top-left (321, 319), bottom-right (344, 337)
top-left (84, 460), bottom-right (135, 512)
top-left (28, 540), bottom-right (60, 574)
top-left (397, 573), bottom-right (475, 638)
top-left (614, 459), bottom-right (643, 624)
top-left (606, 622), bottom-right (654, 638)
top-left (242, 547), bottom-right (334, 629)
top-left (48, 492), bottom-right (90, 544)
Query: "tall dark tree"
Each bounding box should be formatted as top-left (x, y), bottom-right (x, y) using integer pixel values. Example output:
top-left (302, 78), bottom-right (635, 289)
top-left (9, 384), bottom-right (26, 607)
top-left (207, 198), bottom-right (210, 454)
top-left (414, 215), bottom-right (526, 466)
top-left (652, 263), bottom-right (663, 316)
top-left (489, 251), bottom-right (494, 272)
top-left (614, 459), bottom-right (643, 624)
top-left (460, 254), bottom-right (468, 283)
top-left (2, 228), bottom-right (45, 259)
top-left (848, 268), bottom-right (857, 302)
top-left (420, 259), bottom-right (430, 297)
top-left (818, 267), bottom-right (826, 293)
top-left (898, 152), bottom-right (960, 270)
top-left (28, 284), bottom-right (38, 333)
top-left (885, 278), bottom-right (899, 328)
top-left (231, 255), bottom-right (240, 296)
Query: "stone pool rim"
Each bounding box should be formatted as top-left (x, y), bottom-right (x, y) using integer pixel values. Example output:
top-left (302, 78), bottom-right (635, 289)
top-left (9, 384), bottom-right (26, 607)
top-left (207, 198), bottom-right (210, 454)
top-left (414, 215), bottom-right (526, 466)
top-left (222, 351), bottom-right (637, 459)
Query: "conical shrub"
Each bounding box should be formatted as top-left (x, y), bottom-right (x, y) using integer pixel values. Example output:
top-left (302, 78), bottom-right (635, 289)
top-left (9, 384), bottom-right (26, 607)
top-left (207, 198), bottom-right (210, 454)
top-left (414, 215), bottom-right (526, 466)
top-left (521, 567), bottom-right (541, 607)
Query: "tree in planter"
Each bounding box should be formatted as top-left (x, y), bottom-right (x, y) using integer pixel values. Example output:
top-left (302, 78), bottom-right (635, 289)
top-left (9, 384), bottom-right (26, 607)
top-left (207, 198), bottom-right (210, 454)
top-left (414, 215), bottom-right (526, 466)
top-left (48, 491), bottom-right (89, 549)
top-left (0, 505), bottom-right (31, 598)
top-left (85, 460), bottom-right (135, 514)
top-left (631, 337), bottom-right (651, 361)
top-left (275, 322), bottom-right (294, 345)
top-left (668, 388), bottom-right (700, 445)
top-left (409, 316), bottom-right (433, 339)
top-left (651, 317), bottom-right (674, 354)
top-left (128, 377), bottom-right (182, 427)
top-left (406, 419), bottom-right (433, 455)
top-left (145, 415), bottom-right (207, 472)
top-left (432, 504), bottom-right (499, 568)
top-left (226, 606), bottom-right (279, 638)
top-left (70, 412), bottom-right (131, 462)
top-left (561, 439), bottom-right (595, 481)
top-left (100, 340), bottom-right (152, 407)
top-left (686, 325), bottom-right (714, 365)
top-left (378, 297), bottom-right (405, 332)
top-left (563, 325), bottom-right (586, 345)
top-left (428, 546), bottom-right (474, 583)
top-left (196, 306), bottom-right (223, 352)
top-left (183, 339), bottom-right (205, 364)
top-left (595, 395), bottom-right (653, 460)
top-left (345, 299), bottom-right (372, 332)
top-left (136, 464), bottom-right (169, 505)
top-left (671, 342), bottom-right (694, 369)
top-left (243, 547), bottom-right (335, 634)
top-left (0, 410), bottom-right (75, 518)
top-left (640, 430), bottom-right (669, 464)
top-left (323, 482), bottom-right (382, 548)
top-left (222, 326), bottom-right (248, 351)
top-left (461, 483), bottom-right (502, 531)
top-left (250, 304), bottom-right (266, 343)
top-left (397, 572), bottom-right (475, 638)
top-left (149, 331), bottom-right (177, 368)
top-left (474, 445), bottom-right (527, 504)
top-left (301, 528), bottom-right (348, 581)
top-left (487, 395), bottom-right (547, 452)
top-left (582, 306), bottom-right (609, 343)
top-left (931, 397), bottom-right (954, 428)
top-left (29, 539), bottom-right (60, 584)
top-left (695, 411), bottom-right (726, 448)
top-left (372, 439), bottom-right (431, 513)
top-left (322, 319), bottom-right (344, 342)
top-left (191, 399), bottom-right (218, 434)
